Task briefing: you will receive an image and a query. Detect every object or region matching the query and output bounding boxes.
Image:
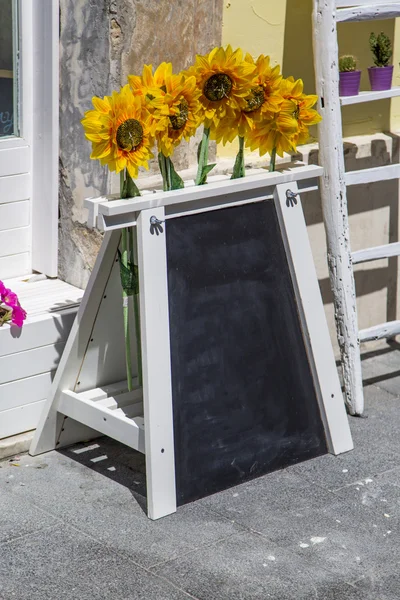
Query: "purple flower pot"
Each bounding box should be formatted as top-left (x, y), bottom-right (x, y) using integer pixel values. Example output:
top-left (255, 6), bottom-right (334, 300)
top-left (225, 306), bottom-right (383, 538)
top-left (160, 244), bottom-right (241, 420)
top-left (368, 65), bottom-right (394, 91)
top-left (339, 70), bottom-right (361, 97)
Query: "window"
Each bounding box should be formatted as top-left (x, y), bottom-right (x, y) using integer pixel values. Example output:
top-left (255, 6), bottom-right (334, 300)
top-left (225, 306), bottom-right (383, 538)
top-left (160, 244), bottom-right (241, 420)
top-left (0, 0), bottom-right (18, 138)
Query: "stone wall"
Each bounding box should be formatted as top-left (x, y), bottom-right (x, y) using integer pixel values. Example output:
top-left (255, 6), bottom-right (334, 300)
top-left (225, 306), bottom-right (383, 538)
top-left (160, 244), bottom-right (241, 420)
top-left (58, 0), bottom-right (223, 288)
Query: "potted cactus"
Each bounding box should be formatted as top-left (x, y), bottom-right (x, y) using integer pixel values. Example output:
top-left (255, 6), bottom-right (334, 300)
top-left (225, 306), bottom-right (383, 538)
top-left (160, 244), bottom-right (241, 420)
top-left (368, 32), bottom-right (393, 91)
top-left (339, 55), bottom-right (361, 96)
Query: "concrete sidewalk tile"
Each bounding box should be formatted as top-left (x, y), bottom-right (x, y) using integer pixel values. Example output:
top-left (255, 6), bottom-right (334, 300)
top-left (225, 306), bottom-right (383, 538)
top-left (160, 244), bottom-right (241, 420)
top-left (0, 489), bottom-right (59, 543)
top-left (362, 350), bottom-right (400, 398)
top-left (2, 452), bottom-right (243, 569)
top-left (290, 439), bottom-right (400, 492)
top-left (154, 531), bottom-right (349, 600)
top-left (354, 571), bottom-right (400, 600)
top-left (0, 524), bottom-right (195, 600)
top-left (255, 496), bottom-right (397, 580)
top-left (197, 468), bottom-right (335, 528)
top-left (332, 472), bottom-right (400, 523)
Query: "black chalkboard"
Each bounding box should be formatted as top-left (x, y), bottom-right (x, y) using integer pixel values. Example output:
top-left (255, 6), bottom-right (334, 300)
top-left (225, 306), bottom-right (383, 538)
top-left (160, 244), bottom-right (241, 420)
top-left (166, 199), bottom-right (327, 506)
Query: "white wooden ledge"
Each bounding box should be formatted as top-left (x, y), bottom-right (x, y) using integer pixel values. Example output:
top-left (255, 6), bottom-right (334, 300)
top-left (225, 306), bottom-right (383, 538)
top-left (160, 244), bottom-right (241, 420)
top-left (85, 165), bottom-right (323, 232)
top-left (340, 87), bottom-right (400, 106)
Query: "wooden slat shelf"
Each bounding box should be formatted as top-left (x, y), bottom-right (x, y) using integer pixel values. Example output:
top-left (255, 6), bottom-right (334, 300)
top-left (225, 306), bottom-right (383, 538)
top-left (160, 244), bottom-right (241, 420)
top-left (340, 87), bottom-right (400, 106)
top-left (59, 383), bottom-right (145, 454)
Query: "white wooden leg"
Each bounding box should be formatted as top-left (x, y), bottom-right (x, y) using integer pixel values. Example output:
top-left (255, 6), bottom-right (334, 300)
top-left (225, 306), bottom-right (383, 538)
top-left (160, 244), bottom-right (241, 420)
top-left (274, 182), bottom-right (353, 455)
top-left (313, 0), bottom-right (364, 416)
top-left (137, 207), bottom-right (177, 520)
top-left (30, 231), bottom-right (121, 455)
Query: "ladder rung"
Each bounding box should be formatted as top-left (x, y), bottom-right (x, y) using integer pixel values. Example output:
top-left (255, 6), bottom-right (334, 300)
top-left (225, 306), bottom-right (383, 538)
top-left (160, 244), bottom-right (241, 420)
top-left (352, 242), bottom-right (400, 264)
top-left (336, 0), bottom-right (399, 5)
top-left (340, 87), bottom-right (400, 106)
top-left (346, 164), bottom-right (400, 186)
top-left (360, 320), bottom-right (400, 342)
top-left (337, 4), bottom-right (400, 22)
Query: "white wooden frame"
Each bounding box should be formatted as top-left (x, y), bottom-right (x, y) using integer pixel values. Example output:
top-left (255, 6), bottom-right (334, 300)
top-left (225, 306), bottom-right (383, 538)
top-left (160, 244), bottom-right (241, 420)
top-left (0, 0), bottom-right (59, 278)
top-left (31, 167), bottom-right (353, 520)
top-left (31, 0), bottom-right (59, 276)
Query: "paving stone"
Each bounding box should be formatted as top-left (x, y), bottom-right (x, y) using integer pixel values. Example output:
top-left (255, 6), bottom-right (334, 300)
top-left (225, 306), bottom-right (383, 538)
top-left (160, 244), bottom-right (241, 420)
top-left (362, 348), bottom-right (400, 398)
top-left (258, 497), bottom-right (396, 580)
top-left (2, 449), bottom-right (243, 569)
top-left (197, 467), bottom-right (335, 528)
top-left (291, 421), bottom-right (400, 492)
top-left (0, 525), bottom-right (193, 600)
top-left (354, 571), bottom-right (400, 600)
top-left (154, 531), bottom-right (348, 600)
top-left (0, 488), bottom-right (59, 543)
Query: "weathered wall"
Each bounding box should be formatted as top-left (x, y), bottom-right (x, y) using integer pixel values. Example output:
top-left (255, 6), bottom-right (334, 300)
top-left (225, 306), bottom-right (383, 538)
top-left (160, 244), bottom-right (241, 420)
top-left (58, 0), bottom-right (223, 288)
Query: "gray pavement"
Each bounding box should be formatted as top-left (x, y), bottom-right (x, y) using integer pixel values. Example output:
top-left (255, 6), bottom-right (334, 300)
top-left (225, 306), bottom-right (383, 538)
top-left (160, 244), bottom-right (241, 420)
top-left (1, 343), bottom-right (400, 599)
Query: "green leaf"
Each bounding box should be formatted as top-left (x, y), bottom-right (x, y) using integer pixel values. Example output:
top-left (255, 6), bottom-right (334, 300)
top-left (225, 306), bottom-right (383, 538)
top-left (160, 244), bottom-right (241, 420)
top-left (231, 150), bottom-right (244, 180)
top-left (198, 163), bottom-right (216, 186)
top-left (121, 178), bottom-right (128, 199)
top-left (117, 250), bottom-right (139, 296)
top-left (125, 173), bottom-right (141, 198)
top-left (169, 158), bottom-right (184, 190)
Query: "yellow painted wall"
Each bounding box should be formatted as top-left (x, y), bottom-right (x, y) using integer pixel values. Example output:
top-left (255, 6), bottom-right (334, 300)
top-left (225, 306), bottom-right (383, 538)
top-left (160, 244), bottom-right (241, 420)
top-left (220, 0), bottom-right (399, 156)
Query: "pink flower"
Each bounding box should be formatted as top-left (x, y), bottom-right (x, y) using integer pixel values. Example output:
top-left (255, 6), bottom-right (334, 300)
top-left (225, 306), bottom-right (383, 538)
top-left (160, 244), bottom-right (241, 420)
top-left (2, 290), bottom-right (18, 308)
top-left (11, 305), bottom-right (27, 327)
top-left (0, 279), bottom-right (27, 328)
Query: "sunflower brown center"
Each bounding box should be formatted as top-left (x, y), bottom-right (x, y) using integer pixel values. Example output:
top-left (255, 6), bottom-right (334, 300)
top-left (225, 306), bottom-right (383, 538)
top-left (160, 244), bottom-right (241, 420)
top-left (243, 86), bottom-right (265, 113)
top-left (293, 104), bottom-right (300, 120)
top-left (116, 119), bottom-right (143, 151)
top-left (169, 98), bottom-right (189, 131)
top-left (203, 73), bottom-right (233, 101)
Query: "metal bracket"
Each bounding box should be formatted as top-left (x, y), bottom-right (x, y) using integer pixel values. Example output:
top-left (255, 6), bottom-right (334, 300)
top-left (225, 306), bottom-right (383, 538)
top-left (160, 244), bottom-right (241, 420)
top-left (150, 215), bottom-right (165, 236)
top-left (286, 189), bottom-right (298, 208)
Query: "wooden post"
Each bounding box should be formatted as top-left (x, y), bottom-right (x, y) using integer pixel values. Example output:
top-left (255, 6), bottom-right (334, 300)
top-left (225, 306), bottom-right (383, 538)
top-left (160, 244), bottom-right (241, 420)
top-left (136, 207), bottom-right (177, 520)
top-left (312, 0), bottom-right (364, 416)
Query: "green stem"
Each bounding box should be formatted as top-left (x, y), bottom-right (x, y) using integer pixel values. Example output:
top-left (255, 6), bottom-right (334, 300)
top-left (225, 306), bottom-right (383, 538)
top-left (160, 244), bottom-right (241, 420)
top-left (269, 146), bottom-right (277, 173)
top-left (133, 292), bottom-right (142, 388)
top-left (159, 152), bottom-right (169, 192)
top-left (239, 136), bottom-right (245, 177)
top-left (129, 225), bottom-right (143, 388)
top-left (121, 226), bottom-right (133, 392)
top-left (195, 127), bottom-right (210, 185)
top-left (166, 156), bottom-right (172, 191)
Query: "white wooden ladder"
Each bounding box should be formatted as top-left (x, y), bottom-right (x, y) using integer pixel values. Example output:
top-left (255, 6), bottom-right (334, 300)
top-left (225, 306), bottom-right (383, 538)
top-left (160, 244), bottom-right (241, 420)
top-left (312, 0), bottom-right (400, 416)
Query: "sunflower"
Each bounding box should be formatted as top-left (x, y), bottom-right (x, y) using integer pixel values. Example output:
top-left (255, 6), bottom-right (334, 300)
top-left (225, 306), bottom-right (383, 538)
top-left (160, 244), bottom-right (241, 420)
top-left (153, 73), bottom-right (203, 156)
top-left (128, 62), bottom-right (172, 108)
top-left (212, 54), bottom-right (284, 145)
top-left (81, 84), bottom-right (154, 179)
top-left (280, 77), bottom-right (322, 145)
top-left (246, 77), bottom-right (322, 158)
top-left (186, 45), bottom-right (256, 132)
top-left (245, 108), bottom-right (299, 158)
top-left (129, 63), bottom-right (203, 156)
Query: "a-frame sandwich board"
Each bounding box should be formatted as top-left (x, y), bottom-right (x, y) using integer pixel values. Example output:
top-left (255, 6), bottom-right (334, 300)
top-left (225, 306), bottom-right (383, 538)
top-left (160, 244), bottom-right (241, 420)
top-left (30, 166), bottom-right (353, 520)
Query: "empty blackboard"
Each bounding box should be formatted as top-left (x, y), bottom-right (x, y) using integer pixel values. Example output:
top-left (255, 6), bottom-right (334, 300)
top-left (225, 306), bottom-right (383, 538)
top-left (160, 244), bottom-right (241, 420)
top-left (166, 199), bottom-right (327, 506)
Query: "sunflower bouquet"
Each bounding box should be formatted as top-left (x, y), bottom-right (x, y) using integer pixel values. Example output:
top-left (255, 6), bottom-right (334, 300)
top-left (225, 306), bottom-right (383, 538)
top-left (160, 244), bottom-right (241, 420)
top-left (81, 45), bottom-right (322, 388)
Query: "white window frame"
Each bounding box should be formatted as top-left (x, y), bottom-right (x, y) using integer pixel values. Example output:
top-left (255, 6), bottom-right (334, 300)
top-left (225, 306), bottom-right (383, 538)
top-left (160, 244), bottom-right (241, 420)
top-left (0, 0), bottom-right (59, 277)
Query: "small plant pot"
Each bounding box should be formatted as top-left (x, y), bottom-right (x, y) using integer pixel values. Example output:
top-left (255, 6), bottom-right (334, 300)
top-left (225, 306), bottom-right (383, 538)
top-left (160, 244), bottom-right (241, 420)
top-left (368, 65), bottom-right (394, 91)
top-left (339, 70), bottom-right (361, 96)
